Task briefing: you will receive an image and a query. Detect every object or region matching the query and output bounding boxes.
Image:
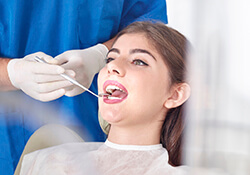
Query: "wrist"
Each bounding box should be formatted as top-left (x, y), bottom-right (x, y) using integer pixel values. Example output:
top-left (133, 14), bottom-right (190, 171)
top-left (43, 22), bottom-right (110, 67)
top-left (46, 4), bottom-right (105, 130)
top-left (0, 58), bottom-right (17, 91)
top-left (103, 37), bottom-right (116, 50)
top-left (92, 44), bottom-right (109, 72)
top-left (7, 59), bottom-right (20, 89)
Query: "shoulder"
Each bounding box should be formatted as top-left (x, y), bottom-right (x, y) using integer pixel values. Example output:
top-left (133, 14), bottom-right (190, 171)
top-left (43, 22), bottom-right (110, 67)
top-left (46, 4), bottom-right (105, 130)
top-left (20, 142), bottom-right (103, 174)
top-left (28, 142), bottom-right (103, 158)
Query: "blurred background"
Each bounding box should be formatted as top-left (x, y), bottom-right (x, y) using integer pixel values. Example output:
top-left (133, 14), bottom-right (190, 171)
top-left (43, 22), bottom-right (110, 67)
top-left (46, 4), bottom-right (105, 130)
top-left (167, 0), bottom-right (250, 174)
top-left (1, 1), bottom-right (249, 174)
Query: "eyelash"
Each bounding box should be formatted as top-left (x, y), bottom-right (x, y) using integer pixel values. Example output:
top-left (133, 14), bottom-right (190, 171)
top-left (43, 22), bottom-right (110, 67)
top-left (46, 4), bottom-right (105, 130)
top-left (105, 57), bottom-right (114, 64)
top-left (132, 59), bottom-right (148, 66)
top-left (105, 57), bottom-right (148, 66)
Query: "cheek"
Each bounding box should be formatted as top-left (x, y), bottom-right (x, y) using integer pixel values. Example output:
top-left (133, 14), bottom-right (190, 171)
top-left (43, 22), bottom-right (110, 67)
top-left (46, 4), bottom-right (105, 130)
top-left (132, 72), bottom-right (169, 109)
top-left (136, 72), bottom-right (168, 95)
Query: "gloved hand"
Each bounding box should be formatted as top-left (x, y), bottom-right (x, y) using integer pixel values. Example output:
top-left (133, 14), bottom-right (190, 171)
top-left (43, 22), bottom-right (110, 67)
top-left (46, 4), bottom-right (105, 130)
top-left (54, 44), bottom-right (108, 97)
top-left (7, 52), bottom-right (75, 102)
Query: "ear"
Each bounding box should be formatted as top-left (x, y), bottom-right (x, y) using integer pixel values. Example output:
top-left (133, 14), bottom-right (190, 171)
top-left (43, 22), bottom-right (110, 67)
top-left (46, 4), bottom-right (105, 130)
top-left (164, 83), bottom-right (191, 109)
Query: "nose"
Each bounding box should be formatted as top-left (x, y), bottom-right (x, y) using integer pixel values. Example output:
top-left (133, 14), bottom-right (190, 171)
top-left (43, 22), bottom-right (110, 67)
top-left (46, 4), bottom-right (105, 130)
top-left (106, 59), bottom-right (125, 77)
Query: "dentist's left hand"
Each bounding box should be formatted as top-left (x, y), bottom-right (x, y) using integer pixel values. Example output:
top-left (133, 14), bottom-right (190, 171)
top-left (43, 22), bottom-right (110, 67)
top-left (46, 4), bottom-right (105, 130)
top-left (54, 44), bottom-right (108, 97)
top-left (7, 52), bottom-right (75, 102)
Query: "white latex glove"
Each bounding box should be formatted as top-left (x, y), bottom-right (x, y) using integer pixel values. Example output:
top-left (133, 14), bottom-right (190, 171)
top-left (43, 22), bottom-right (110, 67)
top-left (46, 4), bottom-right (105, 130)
top-left (54, 44), bottom-right (108, 97)
top-left (7, 52), bottom-right (75, 102)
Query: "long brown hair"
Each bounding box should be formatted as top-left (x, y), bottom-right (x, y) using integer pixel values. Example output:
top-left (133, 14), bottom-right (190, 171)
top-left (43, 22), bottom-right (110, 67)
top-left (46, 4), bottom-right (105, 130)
top-left (114, 21), bottom-right (188, 166)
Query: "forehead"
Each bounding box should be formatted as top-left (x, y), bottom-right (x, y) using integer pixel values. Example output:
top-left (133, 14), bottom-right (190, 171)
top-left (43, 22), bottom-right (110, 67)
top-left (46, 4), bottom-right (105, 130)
top-left (113, 33), bottom-right (155, 51)
top-left (112, 33), bottom-right (169, 69)
top-left (112, 33), bottom-right (167, 63)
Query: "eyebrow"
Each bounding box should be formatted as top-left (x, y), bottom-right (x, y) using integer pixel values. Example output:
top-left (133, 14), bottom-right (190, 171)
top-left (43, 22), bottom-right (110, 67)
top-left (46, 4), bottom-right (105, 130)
top-left (108, 48), bottom-right (156, 61)
top-left (130, 48), bottom-right (156, 61)
top-left (108, 48), bottom-right (120, 54)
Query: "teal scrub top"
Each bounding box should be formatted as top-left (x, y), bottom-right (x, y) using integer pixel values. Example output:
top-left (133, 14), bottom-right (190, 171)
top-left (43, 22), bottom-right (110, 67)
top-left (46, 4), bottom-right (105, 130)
top-left (0, 0), bottom-right (167, 174)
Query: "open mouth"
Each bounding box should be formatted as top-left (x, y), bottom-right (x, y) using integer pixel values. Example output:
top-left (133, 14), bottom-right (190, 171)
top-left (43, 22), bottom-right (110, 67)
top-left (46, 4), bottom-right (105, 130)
top-left (103, 80), bottom-right (128, 103)
top-left (105, 85), bottom-right (127, 99)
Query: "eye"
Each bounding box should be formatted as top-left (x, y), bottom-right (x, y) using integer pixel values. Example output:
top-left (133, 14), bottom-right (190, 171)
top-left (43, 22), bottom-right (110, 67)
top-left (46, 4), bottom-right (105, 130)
top-left (105, 57), bottom-right (115, 64)
top-left (132, 59), bottom-right (148, 66)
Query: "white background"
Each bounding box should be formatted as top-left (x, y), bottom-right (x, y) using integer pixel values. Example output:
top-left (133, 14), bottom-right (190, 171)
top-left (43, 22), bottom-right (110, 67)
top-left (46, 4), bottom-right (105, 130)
top-left (166, 1), bottom-right (250, 174)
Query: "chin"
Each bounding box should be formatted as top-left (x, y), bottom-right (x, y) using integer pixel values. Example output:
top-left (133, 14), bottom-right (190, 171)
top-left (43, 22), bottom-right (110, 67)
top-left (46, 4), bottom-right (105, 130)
top-left (101, 110), bottom-right (123, 124)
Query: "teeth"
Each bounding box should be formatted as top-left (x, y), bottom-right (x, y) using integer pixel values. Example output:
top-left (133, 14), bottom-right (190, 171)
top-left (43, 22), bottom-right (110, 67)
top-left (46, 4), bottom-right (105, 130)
top-left (107, 96), bottom-right (122, 100)
top-left (105, 85), bottom-right (124, 94)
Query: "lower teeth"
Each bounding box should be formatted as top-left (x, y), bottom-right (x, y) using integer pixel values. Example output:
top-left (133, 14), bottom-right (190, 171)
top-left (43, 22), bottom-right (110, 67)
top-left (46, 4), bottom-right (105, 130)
top-left (107, 96), bottom-right (122, 100)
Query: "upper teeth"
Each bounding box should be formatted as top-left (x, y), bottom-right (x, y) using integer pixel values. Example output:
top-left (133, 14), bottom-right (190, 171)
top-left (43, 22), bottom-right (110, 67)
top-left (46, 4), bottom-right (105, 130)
top-left (105, 85), bottom-right (124, 94)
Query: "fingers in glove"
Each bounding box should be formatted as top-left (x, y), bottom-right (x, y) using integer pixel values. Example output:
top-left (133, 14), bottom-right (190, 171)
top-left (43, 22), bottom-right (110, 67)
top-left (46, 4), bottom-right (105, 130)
top-left (65, 86), bottom-right (84, 97)
top-left (34, 52), bottom-right (58, 64)
top-left (21, 82), bottom-right (66, 102)
top-left (35, 80), bottom-right (74, 94)
top-left (54, 52), bottom-right (71, 65)
top-left (54, 51), bottom-right (83, 68)
top-left (24, 52), bottom-right (54, 62)
top-left (30, 62), bottom-right (65, 75)
top-left (63, 85), bottom-right (74, 92)
top-left (35, 89), bottom-right (66, 102)
top-left (43, 56), bottom-right (59, 65)
top-left (33, 70), bottom-right (75, 83)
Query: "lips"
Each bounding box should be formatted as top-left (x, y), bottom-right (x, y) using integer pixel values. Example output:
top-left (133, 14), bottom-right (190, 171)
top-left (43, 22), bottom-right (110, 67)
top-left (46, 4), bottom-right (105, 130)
top-left (102, 80), bottom-right (128, 104)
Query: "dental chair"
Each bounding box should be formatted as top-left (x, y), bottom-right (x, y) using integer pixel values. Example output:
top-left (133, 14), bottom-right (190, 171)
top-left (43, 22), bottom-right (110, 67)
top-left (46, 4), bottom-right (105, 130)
top-left (14, 112), bottom-right (110, 175)
top-left (14, 124), bottom-right (84, 175)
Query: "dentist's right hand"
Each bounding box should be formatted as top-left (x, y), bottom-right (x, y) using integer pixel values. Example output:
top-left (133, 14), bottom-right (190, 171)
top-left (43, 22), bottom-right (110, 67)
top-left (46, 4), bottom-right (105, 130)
top-left (7, 52), bottom-right (75, 102)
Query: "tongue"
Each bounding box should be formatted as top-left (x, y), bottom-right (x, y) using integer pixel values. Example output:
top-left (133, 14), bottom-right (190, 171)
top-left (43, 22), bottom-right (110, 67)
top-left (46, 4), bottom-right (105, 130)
top-left (111, 90), bottom-right (128, 99)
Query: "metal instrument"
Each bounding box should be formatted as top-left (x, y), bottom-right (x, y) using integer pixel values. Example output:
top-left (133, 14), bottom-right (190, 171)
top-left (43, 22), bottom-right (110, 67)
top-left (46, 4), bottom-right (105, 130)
top-left (34, 56), bottom-right (109, 98)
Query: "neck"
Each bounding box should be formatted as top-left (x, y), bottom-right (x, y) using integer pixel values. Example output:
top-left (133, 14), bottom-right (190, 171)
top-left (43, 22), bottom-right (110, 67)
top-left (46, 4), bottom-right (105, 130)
top-left (107, 122), bottom-right (162, 145)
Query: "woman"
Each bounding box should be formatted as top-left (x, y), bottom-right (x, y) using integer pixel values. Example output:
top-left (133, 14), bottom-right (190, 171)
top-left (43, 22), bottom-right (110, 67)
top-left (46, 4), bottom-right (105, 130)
top-left (20, 21), bottom-right (191, 175)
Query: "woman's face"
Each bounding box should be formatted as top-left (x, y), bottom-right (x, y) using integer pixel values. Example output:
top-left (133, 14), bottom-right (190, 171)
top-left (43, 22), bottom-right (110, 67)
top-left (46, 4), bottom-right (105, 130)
top-left (98, 33), bottom-right (172, 128)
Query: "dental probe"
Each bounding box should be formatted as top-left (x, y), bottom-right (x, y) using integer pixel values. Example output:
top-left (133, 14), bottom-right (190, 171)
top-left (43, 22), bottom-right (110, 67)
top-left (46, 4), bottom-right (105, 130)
top-left (34, 56), bottom-right (109, 98)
